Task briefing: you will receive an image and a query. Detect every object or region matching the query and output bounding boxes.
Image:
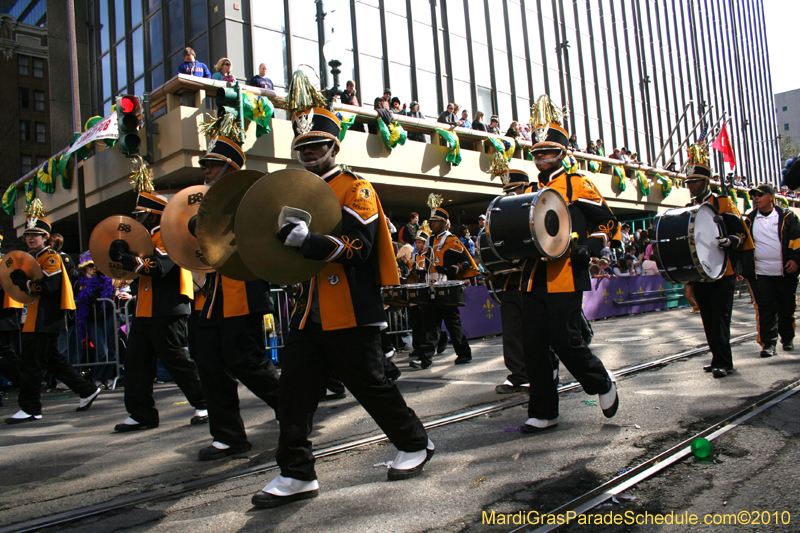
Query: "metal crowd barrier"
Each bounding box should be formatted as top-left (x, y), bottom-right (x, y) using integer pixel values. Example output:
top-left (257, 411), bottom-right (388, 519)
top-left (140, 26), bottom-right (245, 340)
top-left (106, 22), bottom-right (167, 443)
top-left (64, 297), bottom-right (123, 390)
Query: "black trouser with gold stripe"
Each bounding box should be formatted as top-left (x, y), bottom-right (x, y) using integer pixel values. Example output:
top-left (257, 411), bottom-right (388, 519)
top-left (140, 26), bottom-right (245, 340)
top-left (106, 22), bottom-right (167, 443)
top-left (750, 275), bottom-right (798, 348)
top-left (276, 324), bottom-right (428, 481)
top-left (194, 313), bottom-right (280, 447)
top-left (124, 316), bottom-right (206, 426)
top-left (18, 333), bottom-right (97, 415)
top-left (692, 275), bottom-right (736, 370)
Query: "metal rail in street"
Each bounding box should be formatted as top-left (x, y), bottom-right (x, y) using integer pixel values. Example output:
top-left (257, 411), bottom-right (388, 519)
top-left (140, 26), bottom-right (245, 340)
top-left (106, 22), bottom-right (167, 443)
top-left (0, 331), bottom-right (758, 533)
top-left (519, 377), bottom-right (800, 533)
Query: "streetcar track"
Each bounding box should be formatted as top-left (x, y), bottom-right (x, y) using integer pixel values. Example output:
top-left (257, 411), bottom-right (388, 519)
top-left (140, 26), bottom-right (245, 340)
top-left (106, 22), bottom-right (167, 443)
top-left (517, 377), bottom-right (800, 533)
top-left (0, 331), bottom-right (758, 533)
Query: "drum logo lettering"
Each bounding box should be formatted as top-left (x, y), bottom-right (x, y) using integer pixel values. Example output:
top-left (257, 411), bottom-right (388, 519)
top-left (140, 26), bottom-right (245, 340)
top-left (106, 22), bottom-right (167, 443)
top-left (188, 193), bottom-right (204, 205)
top-left (117, 223), bottom-right (132, 233)
top-left (4, 258), bottom-right (11, 267)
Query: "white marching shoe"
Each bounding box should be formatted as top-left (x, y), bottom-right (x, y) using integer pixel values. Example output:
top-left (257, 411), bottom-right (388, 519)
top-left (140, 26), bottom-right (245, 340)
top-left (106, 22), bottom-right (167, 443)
top-left (387, 439), bottom-right (435, 480)
top-left (252, 475), bottom-right (320, 508)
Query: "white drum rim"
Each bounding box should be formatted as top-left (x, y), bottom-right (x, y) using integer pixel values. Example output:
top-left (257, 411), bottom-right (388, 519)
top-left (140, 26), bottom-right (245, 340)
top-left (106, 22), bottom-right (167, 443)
top-left (530, 188), bottom-right (572, 259)
top-left (692, 203), bottom-right (726, 280)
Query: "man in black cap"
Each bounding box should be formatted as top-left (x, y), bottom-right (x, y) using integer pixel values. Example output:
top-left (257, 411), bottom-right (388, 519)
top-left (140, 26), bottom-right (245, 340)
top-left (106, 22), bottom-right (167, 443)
top-left (110, 190), bottom-right (208, 431)
top-left (744, 183), bottom-right (800, 358)
top-left (683, 142), bottom-right (753, 377)
top-left (191, 137), bottom-right (281, 460)
top-left (409, 201), bottom-right (480, 369)
top-left (517, 95), bottom-right (621, 433)
top-left (251, 78), bottom-right (431, 508)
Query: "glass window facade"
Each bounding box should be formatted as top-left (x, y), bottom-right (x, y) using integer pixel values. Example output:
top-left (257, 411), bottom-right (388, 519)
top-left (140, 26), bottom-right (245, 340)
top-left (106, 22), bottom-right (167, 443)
top-left (86, 0), bottom-right (779, 183)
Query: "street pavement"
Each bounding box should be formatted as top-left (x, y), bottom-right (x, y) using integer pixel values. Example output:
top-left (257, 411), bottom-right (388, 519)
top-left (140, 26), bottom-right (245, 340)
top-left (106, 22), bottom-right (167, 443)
top-left (2, 296), bottom-right (799, 533)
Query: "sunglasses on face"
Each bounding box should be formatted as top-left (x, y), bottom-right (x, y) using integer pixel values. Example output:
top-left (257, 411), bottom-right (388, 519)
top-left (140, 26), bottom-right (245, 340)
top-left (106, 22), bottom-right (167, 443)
top-left (223, 62), bottom-right (231, 66)
top-left (200, 163), bottom-right (221, 170)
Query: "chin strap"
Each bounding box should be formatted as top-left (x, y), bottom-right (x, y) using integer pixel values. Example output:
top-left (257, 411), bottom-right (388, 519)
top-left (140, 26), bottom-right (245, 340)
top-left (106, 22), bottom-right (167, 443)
top-left (296, 143), bottom-right (336, 169)
top-left (204, 162), bottom-right (230, 186)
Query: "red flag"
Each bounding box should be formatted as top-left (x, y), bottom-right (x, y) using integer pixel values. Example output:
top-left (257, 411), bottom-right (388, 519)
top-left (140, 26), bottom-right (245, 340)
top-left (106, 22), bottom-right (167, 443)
top-left (711, 123), bottom-right (736, 170)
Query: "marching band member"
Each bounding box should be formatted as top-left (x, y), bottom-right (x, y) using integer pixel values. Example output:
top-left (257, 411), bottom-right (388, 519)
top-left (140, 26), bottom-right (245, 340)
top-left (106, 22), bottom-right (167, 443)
top-left (5, 202), bottom-right (100, 424)
top-left (192, 137), bottom-right (280, 460)
top-left (518, 95), bottom-right (621, 433)
top-left (406, 225), bottom-right (431, 355)
top-left (252, 71), bottom-right (431, 508)
top-left (409, 196), bottom-right (480, 369)
top-left (683, 142), bottom-right (753, 377)
top-left (110, 188), bottom-right (208, 431)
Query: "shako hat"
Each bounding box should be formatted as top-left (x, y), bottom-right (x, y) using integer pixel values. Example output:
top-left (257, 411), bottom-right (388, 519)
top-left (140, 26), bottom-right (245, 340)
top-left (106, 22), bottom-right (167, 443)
top-left (24, 199), bottom-right (51, 236)
top-left (415, 220), bottom-right (432, 241)
top-left (286, 69), bottom-right (341, 150)
top-left (684, 141), bottom-right (712, 182)
top-left (427, 193), bottom-right (449, 221)
top-left (530, 95), bottom-right (569, 155)
top-left (503, 169), bottom-right (530, 191)
top-left (200, 136), bottom-right (245, 170)
top-left (129, 156), bottom-right (167, 215)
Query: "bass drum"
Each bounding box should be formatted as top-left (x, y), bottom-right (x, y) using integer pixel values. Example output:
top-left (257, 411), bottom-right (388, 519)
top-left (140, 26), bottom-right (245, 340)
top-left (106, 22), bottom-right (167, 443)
top-left (485, 188), bottom-right (571, 262)
top-left (478, 232), bottom-right (521, 275)
top-left (652, 203), bottom-right (727, 284)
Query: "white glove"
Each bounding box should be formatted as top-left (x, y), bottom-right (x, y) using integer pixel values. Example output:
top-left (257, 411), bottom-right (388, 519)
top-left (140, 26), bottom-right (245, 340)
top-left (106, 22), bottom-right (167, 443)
top-left (280, 216), bottom-right (310, 247)
top-left (716, 235), bottom-right (740, 250)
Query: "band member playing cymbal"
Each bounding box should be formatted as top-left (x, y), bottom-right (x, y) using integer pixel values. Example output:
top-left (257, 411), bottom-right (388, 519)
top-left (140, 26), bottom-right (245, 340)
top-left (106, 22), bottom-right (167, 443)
top-left (5, 201), bottom-right (100, 424)
top-left (252, 71), bottom-right (431, 509)
top-left (409, 196), bottom-right (480, 369)
top-left (518, 95), bottom-right (621, 433)
top-left (191, 137), bottom-right (280, 460)
top-left (110, 183), bottom-right (208, 432)
top-left (683, 142), bottom-right (753, 377)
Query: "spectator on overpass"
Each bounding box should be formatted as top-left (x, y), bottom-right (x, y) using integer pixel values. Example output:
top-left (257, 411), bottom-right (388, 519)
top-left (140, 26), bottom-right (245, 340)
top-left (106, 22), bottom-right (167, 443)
top-left (177, 47), bottom-right (211, 78)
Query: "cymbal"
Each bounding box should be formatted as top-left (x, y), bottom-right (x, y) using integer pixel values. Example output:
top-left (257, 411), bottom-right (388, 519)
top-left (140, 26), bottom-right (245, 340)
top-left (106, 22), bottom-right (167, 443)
top-left (192, 271), bottom-right (206, 292)
top-left (196, 170), bottom-right (266, 281)
top-left (161, 185), bottom-right (214, 273)
top-left (235, 168), bottom-right (342, 285)
top-left (0, 250), bottom-right (44, 304)
top-left (89, 216), bottom-right (155, 280)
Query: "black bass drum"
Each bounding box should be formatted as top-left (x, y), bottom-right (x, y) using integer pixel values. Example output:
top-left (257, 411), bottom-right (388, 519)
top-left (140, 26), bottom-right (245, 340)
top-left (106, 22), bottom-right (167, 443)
top-left (478, 232), bottom-right (521, 275)
top-left (485, 188), bottom-right (571, 262)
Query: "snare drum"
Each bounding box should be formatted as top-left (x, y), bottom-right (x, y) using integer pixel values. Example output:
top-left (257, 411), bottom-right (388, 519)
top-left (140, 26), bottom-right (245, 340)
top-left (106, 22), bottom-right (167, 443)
top-left (407, 283), bottom-right (434, 304)
top-left (381, 286), bottom-right (409, 307)
top-left (432, 280), bottom-right (467, 306)
top-left (485, 188), bottom-right (571, 262)
top-left (652, 203), bottom-right (727, 284)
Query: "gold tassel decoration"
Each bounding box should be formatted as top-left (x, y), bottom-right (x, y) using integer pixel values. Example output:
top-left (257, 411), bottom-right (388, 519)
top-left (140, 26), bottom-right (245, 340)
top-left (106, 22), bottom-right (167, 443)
top-left (427, 193), bottom-right (443, 210)
top-left (339, 164), bottom-right (353, 174)
top-left (130, 155), bottom-right (154, 193)
top-left (419, 220), bottom-right (432, 237)
top-left (198, 113), bottom-right (244, 141)
top-left (530, 94), bottom-right (569, 128)
top-left (26, 198), bottom-right (46, 225)
top-left (687, 141), bottom-right (709, 165)
top-left (490, 151), bottom-right (510, 183)
top-left (286, 68), bottom-right (328, 117)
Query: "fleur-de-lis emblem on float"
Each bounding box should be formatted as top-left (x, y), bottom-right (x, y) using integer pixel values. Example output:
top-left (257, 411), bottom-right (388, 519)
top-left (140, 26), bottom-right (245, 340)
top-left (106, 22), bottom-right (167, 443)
top-left (483, 298), bottom-right (495, 319)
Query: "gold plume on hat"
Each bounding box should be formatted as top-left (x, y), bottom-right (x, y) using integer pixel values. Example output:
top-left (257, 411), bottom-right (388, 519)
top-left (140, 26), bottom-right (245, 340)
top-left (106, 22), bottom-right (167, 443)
top-left (490, 152), bottom-right (510, 184)
top-left (427, 193), bottom-right (443, 210)
top-left (199, 113), bottom-right (244, 141)
top-left (26, 198), bottom-right (45, 220)
top-left (286, 68), bottom-right (328, 117)
top-left (419, 220), bottom-right (432, 237)
top-left (530, 94), bottom-right (568, 128)
top-left (687, 141), bottom-right (709, 166)
top-left (130, 155), bottom-right (154, 194)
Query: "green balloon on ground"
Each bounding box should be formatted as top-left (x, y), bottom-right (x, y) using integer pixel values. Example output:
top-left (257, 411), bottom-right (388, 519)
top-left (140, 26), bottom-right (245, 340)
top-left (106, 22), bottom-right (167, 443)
top-left (691, 437), bottom-right (712, 459)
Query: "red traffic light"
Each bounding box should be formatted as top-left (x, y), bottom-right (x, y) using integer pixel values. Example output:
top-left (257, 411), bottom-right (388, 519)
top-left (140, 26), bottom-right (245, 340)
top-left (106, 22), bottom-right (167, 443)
top-left (119, 95), bottom-right (139, 114)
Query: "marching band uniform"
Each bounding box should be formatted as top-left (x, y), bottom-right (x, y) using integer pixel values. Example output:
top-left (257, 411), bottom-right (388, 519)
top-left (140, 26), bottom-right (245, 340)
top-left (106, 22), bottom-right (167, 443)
top-left (191, 133), bottom-right (280, 460)
top-left (681, 145), bottom-right (753, 377)
top-left (253, 88), bottom-right (430, 508)
top-left (406, 229), bottom-right (431, 354)
top-left (112, 192), bottom-right (208, 431)
top-left (518, 96), bottom-right (620, 432)
top-left (5, 209), bottom-right (100, 424)
top-left (410, 206), bottom-right (480, 369)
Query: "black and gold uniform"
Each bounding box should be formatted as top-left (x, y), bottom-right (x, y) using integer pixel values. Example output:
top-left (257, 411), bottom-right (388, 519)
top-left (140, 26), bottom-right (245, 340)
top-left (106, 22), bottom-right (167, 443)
top-left (253, 99), bottom-right (429, 507)
top-left (517, 96), bottom-right (620, 432)
top-left (679, 146), bottom-right (754, 377)
top-left (410, 206), bottom-right (480, 369)
top-left (6, 211), bottom-right (99, 424)
top-left (0, 290), bottom-right (22, 391)
top-left (112, 201), bottom-right (207, 430)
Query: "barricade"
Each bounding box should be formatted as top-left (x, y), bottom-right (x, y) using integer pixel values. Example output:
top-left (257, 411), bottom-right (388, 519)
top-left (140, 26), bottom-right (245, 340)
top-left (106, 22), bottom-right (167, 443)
top-left (65, 297), bottom-right (122, 389)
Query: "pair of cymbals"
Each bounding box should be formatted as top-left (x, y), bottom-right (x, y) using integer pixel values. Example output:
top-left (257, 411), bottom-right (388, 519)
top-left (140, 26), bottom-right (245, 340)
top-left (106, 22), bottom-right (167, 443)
top-left (160, 185), bottom-right (215, 274)
top-left (0, 250), bottom-right (44, 304)
top-left (89, 216), bottom-right (155, 280)
top-left (195, 168), bottom-right (342, 285)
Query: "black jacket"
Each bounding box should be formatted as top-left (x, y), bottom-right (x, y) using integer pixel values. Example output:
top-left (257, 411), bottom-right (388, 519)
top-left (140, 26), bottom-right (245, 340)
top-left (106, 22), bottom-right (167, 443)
top-left (744, 205), bottom-right (800, 278)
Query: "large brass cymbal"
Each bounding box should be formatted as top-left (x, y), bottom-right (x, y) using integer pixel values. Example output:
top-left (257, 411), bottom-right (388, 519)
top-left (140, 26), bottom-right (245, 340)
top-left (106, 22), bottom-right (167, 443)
top-left (0, 250), bottom-right (44, 304)
top-left (89, 216), bottom-right (155, 280)
top-left (161, 185), bottom-right (214, 273)
top-left (236, 168), bottom-right (342, 285)
top-left (196, 170), bottom-right (266, 281)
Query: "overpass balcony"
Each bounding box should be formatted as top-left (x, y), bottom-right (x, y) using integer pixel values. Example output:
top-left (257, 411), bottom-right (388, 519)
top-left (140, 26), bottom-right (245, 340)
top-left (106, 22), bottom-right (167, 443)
top-left (9, 75), bottom-right (774, 238)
